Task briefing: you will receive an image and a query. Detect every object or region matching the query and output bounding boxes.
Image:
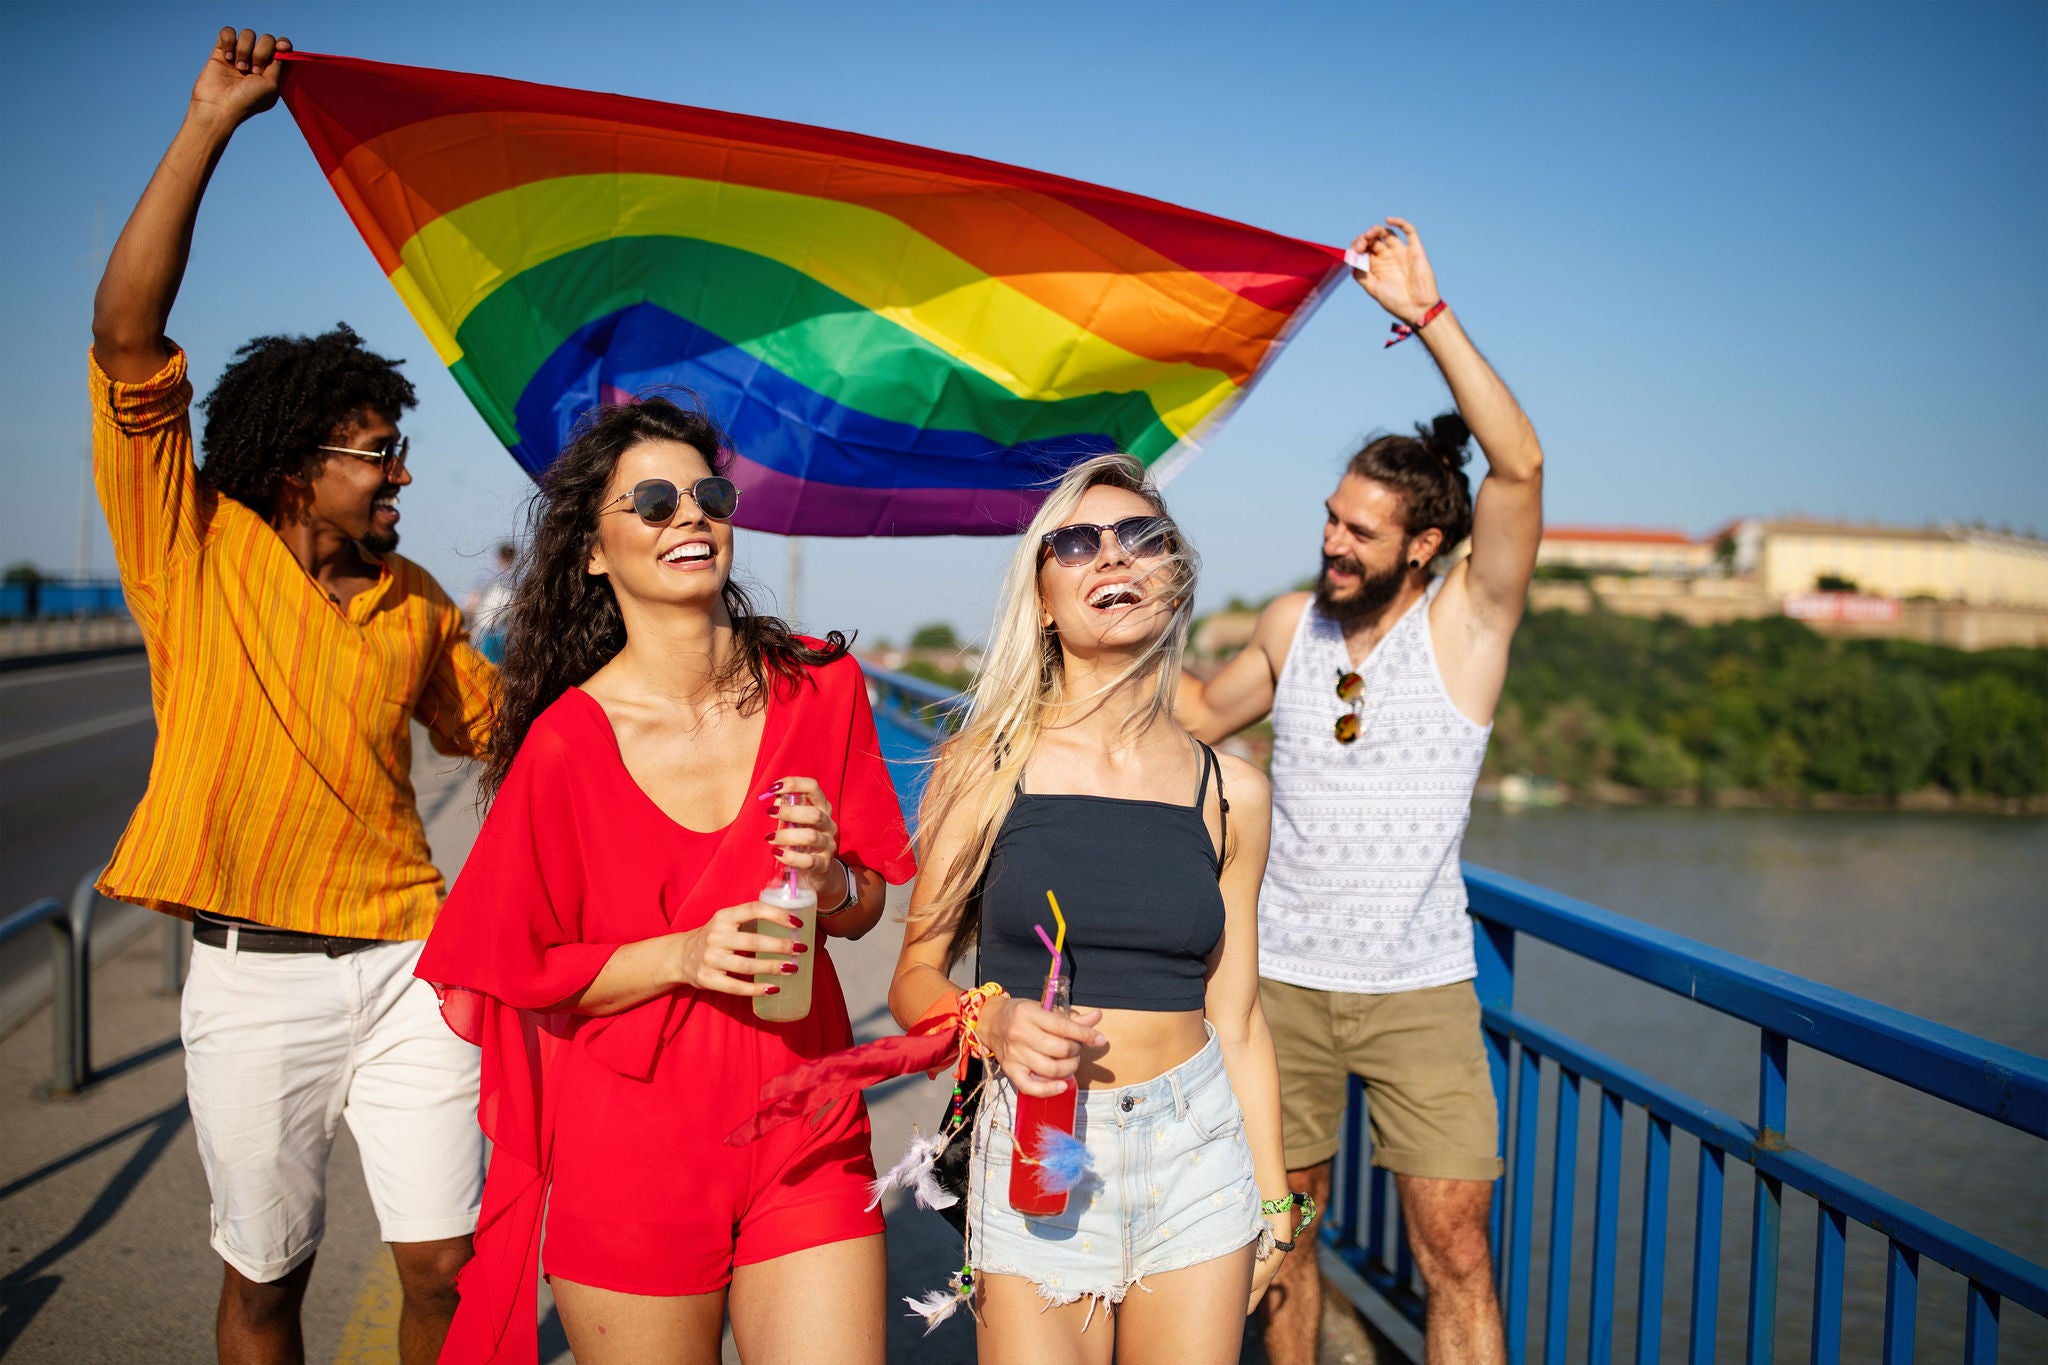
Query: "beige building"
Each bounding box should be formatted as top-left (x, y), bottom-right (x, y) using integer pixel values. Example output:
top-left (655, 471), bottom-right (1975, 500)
top-left (1538, 527), bottom-right (1715, 577)
top-left (1733, 520), bottom-right (2048, 610)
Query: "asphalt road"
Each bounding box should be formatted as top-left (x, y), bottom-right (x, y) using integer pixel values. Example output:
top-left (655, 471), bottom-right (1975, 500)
top-left (0, 654), bottom-right (158, 1027)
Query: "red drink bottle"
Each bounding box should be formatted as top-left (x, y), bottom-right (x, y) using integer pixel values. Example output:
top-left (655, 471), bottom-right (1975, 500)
top-left (1008, 973), bottom-right (1078, 1218)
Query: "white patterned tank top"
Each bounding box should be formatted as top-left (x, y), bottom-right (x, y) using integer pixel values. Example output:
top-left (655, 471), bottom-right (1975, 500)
top-left (1258, 577), bottom-right (1493, 993)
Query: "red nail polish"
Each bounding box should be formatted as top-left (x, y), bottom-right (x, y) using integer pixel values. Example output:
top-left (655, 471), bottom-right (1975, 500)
top-left (788, 915), bottom-right (804, 928)
top-left (780, 961), bottom-right (799, 974)
top-left (792, 942), bottom-right (808, 954)
top-left (765, 985), bottom-right (780, 995)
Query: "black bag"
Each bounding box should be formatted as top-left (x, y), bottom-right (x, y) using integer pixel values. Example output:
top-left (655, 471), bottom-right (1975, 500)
top-left (933, 1053), bottom-right (981, 1235)
top-left (933, 901), bottom-right (985, 1235)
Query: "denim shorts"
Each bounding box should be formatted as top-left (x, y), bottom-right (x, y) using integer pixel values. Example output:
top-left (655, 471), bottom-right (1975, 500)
top-left (968, 1028), bottom-right (1267, 1316)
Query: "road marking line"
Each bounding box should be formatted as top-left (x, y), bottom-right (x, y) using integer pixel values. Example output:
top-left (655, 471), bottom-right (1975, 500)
top-left (0, 655), bottom-right (150, 689)
top-left (332, 1252), bottom-right (402, 1365)
top-left (0, 705), bottom-right (155, 761)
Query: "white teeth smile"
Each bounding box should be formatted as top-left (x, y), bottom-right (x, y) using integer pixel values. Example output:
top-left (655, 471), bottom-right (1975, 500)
top-left (661, 543), bottom-right (713, 564)
top-left (1089, 583), bottom-right (1142, 609)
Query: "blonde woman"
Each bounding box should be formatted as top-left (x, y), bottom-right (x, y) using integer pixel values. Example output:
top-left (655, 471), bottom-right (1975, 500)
top-left (888, 455), bottom-right (1301, 1365)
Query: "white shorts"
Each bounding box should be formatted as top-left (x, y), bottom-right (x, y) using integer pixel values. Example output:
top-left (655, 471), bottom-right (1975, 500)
top-left (181, 935), bottom-right (484, 1283)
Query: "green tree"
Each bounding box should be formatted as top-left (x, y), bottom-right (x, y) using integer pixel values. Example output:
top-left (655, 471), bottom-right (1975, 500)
top-left (1610, 715), bottom-right (1699, 794)
top-left (1532, 699), bottom-right (1611, 788)
top-left (909, 621), bottom-right (960, 650)
top-left (899, 657), bottom-right (974, 692)
top-left (1934, 673), bottom-right (2048, 798)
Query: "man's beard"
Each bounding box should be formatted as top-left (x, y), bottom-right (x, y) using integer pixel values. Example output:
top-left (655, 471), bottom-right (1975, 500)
top-left (1313, 553), bottom-right (1406, 626)
top-left (361, 524), bottom-right (399, 555)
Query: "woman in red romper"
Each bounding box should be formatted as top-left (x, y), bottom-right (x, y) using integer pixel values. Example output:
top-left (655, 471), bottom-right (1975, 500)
top-left (417, 398), bottom-right (915, 1364)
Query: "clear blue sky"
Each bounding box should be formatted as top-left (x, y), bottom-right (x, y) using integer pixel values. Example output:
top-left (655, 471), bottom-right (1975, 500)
top-left (4, 2), bottom-right (2042, 644)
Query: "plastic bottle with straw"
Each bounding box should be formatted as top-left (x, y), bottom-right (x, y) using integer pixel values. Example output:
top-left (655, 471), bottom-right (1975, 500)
top-left (1009, 891), bottom-right (1080, 1217)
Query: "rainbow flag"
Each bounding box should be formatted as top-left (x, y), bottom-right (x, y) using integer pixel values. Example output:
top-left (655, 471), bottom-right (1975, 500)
top-left (280, 54), bottom-right (1348, 536)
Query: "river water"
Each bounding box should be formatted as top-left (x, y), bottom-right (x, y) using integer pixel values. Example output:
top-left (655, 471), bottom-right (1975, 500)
top-left (1457, 805), bottom-right (2047, 1363)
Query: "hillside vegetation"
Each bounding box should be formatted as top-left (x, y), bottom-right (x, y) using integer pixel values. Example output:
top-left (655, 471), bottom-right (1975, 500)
top-left (1490, 609), bottom-right (2046, 805)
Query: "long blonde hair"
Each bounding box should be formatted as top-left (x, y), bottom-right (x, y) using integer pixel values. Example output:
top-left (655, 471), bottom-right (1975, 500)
top-left (913, 454), bottom-right (1201, 964)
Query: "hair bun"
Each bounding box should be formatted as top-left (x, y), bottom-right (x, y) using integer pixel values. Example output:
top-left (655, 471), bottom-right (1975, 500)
top-left (1416, 411), bottom-right (1472, 469)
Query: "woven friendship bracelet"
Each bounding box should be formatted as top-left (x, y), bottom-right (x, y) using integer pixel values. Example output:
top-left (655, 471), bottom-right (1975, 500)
top-left (958, 982), bottom-right (1007, 1061)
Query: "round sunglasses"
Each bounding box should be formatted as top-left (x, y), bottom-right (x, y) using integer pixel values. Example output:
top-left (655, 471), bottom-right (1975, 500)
top-left (602, 476), bottom-right (741, 525)
top-left (1041, 515), bottom-right (1177, 568)
top-left (1334, 667), bottom-right (1365, 744)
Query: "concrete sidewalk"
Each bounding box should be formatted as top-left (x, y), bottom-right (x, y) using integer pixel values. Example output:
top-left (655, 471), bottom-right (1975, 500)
top-left (0, 737), bottom-right (1368, 1362)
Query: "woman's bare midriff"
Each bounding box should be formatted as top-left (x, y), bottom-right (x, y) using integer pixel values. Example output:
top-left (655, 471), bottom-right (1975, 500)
top-left (1072, 1006), bottom-right (1209, 1088)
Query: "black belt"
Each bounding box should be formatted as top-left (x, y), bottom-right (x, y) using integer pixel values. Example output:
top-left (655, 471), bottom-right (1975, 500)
top-left (191, 911), bottom-right (387, 958)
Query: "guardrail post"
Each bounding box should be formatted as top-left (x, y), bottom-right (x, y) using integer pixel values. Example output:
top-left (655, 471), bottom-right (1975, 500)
top-left (163, 916), bottom-right (187, 994)
top-left (45, 907), bottom-right (80, 1096)
top-left (64, 867), bottom-right (106, 1091)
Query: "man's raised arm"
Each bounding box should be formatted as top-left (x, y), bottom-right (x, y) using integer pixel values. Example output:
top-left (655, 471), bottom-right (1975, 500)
top-left (1351, 219), bottom-right (1544, 629)
top-left (92, 28), bottom-right (291, 383)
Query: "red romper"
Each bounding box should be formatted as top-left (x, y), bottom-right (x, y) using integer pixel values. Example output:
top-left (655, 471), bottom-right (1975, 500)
top-left (416, 653), bottom-right (916, 1364)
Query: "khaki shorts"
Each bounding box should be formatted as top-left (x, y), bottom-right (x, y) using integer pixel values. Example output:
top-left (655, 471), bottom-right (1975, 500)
top-left (1260, 977), bottom-right (1502, 1183)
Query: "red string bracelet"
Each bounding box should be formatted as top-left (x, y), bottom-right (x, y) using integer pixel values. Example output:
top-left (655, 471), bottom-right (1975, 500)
top-left (1384, 300), bottom-right (1448, 348)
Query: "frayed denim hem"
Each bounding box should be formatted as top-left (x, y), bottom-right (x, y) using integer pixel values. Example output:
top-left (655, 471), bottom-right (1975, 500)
top-left (980, 1217), bottom-right (1266, 1333)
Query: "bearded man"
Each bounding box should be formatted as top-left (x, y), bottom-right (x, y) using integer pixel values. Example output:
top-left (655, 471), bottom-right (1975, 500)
top-left (1177, 217), bottom-right (1545, 1365)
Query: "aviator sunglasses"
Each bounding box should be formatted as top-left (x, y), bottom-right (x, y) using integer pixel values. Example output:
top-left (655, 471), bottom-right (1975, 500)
top-left (315, 435), bottom-right (409, 477)
top-left (1041, 515), bottom-right (1177, 567)
top-left (601, 476), bottom-right (741, 525)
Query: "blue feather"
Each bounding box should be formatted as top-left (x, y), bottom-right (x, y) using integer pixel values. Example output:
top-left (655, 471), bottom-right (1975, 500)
top-left (1034, 1127), bottom-right (1091, 1194)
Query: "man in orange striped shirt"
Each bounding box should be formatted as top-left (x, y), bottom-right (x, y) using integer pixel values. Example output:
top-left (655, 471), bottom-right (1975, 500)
top-left (92, 30), bottom-right (495, 1365)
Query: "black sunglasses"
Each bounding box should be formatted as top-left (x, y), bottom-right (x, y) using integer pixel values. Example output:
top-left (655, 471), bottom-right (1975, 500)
top-left (602, 476), bottom-right (741, 525)
top-left (1041, 515), bottom-right (1177, 568)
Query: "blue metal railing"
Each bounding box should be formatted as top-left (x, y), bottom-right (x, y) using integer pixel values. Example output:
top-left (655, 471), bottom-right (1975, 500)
top-left (1455, 871), bottom-right (2043, 1364)
top-left (0, 578), bottom-right (130, 620)
top-left (864, 666), bottom-right (2048, 1363)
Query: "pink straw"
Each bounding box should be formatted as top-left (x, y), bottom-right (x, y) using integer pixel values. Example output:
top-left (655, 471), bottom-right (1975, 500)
top-left (1033, 925), bottom-right (1062, 1008)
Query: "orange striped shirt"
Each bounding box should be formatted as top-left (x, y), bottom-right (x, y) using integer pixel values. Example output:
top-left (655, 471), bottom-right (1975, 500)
top-left (91, 347), bottom-right (497, 940)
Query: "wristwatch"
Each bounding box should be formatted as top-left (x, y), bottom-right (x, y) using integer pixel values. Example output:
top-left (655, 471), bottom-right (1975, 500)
top-left (818, 858), bottom-right (860, 917)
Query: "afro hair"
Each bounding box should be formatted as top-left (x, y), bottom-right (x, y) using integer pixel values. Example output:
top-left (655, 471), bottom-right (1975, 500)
top-left (198, 323), bottom-right (417, 516)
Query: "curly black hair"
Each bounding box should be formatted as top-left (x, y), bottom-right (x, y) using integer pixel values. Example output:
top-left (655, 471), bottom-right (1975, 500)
top-left (198, 324), bottom-right (417, 516)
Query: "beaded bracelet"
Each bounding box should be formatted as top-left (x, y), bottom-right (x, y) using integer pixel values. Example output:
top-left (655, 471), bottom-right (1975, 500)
top-left (957, 983), bottom-right (1007, 1061)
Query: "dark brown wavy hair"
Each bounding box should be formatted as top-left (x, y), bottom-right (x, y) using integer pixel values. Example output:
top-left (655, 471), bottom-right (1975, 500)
top-left (481, 396), bottom-right (848, 801)
top-left (1346, 410), bottom-right (1475, 564)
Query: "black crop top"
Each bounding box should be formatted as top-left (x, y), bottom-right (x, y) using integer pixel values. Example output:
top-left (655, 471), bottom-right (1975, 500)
top-left (976, 743), bottom-right (1227, 1012)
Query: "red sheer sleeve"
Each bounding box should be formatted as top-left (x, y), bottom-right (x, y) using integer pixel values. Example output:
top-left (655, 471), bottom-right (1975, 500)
top-left (415, 719), bottom-right (617, 1365)
top-left (835, 661), bottom-right (918, 885)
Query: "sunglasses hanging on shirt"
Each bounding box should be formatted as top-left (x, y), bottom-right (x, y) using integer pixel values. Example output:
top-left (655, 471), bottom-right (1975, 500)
top-left (1333, 668), bottom-right (1364, 744)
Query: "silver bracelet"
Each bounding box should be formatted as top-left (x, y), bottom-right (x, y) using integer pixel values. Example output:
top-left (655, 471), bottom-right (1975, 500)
top-left (819, 858), bottom-right (860, 916)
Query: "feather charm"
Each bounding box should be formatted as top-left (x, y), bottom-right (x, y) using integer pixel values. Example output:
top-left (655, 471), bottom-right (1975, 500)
top-left (903, 1263), bottom-right (976, 1335)
top-left (902, 1288), bottom-right (964, 1334)
top-left (1031, 1125), bottom-right (1092, 1195)
top-left (867, 1126), bottom-right (959, 1212)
